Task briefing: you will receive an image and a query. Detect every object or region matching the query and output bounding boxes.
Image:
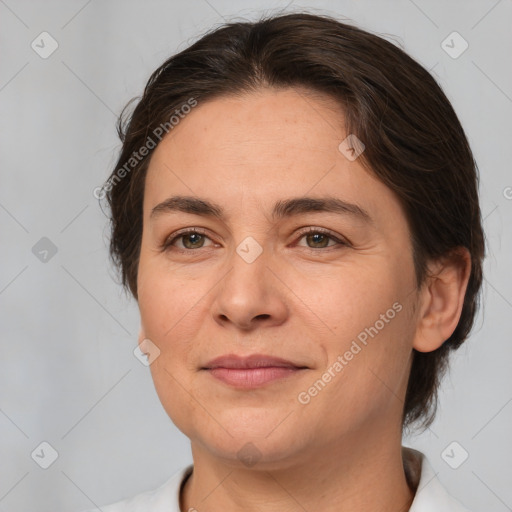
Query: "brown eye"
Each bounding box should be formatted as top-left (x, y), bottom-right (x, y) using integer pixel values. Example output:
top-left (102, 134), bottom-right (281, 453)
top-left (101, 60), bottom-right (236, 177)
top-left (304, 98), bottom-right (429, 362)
top-left (162, 229), bottom-right (214, 251)
top-left (296, 228), bottom-right (348, 250)
top-left (181, 232), bottom-right (206, 249)
top-left (305, 232), bottom-right (331, 248)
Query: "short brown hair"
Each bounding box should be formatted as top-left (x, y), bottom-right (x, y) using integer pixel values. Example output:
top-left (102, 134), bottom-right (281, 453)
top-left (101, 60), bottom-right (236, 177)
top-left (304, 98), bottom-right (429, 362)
top-left (102, 12), bottom-right (485, 431)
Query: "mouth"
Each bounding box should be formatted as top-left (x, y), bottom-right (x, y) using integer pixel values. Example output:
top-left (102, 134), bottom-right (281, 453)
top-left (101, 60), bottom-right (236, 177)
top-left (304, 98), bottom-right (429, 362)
top-left (202, 354), bottom-right (308, 389)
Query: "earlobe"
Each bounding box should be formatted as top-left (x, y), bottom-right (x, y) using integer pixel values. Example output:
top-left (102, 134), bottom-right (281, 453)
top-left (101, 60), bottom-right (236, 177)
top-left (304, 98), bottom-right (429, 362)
top-left (413, 248), bottom-right (471, 353)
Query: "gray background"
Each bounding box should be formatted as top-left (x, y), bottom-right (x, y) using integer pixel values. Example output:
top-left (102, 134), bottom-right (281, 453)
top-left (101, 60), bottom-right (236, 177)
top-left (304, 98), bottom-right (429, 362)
top-left (1, 1), bottom-right (511, 511)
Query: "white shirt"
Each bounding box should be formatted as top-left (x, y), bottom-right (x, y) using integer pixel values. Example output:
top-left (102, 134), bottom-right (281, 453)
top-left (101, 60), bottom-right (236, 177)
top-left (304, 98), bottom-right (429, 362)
top-left (81, 447), bottom-right (471, 512)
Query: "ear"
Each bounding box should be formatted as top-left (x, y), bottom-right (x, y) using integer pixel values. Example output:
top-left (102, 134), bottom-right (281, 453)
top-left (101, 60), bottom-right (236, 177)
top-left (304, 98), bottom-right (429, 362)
top-left (413, 247), bottom-right (471, 353)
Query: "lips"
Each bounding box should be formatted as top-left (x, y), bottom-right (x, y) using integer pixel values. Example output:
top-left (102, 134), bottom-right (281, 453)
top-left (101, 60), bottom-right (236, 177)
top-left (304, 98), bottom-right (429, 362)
top-left (203, 353), bottom-right (306, 369)
top-left (202, 354), bottom-right (308, 388)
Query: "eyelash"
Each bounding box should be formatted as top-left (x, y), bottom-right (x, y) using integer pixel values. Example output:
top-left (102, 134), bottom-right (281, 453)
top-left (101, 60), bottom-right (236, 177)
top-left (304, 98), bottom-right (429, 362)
top-left (160, 227), bottom-right (349, 254)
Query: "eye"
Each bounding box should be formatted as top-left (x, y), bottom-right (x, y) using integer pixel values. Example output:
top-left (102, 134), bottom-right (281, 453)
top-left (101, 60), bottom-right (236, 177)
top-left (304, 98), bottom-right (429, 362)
top-left (295, 227), bottom-right (349, 250)
top-left (161, 228), bottom-right (215, 251)
top-left (161, 227), bottom-right (349, 253)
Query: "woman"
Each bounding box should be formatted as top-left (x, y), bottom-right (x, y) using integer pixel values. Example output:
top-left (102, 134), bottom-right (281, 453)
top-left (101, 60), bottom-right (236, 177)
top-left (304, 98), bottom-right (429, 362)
top-left (87, 12), bottom-right (484, 512)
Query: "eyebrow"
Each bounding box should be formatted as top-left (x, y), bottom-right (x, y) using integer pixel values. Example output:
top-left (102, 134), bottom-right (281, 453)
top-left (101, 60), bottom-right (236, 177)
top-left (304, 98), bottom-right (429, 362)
top-left (150, 195), bottom-right (373, 224)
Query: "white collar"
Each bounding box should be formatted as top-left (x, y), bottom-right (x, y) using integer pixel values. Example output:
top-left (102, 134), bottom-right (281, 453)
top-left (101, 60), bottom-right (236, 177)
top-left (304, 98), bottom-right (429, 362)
top-left (91, 447), bottom-right (470, 511)
top-left (403, 447), bottom-right (471, 511)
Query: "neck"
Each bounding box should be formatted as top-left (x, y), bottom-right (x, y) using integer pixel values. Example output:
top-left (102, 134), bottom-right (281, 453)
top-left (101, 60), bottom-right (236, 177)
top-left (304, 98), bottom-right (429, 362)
top-left (180, 426), bottom-right (415, 512)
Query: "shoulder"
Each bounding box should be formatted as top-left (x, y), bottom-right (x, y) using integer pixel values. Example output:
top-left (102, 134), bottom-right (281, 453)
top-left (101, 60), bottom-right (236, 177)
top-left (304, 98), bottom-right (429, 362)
top-left (77, 465), bottom-right (193, 512)
top-left (404, 447), bottom-right (472, 512)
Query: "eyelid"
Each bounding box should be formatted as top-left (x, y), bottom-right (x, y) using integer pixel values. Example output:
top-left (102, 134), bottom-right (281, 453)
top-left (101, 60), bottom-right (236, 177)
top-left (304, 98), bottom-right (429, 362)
top-left (161, 226), bottom-right (350, 252)
top-left (160, 227), bottom-right (214, 251)
top-left (292, 226), bottom-right (350, 248)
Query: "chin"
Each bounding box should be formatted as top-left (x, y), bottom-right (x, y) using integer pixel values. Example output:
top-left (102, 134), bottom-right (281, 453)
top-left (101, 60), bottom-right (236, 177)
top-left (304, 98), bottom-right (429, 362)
top-left (178, 409), bottom-right (311, 467)
top-left (202, 434), bottom-right (308, 471)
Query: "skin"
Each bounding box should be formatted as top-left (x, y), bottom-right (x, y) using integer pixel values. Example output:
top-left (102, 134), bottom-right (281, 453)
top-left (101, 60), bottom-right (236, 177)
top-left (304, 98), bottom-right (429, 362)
top-left (136, 87), bottom-right (471, 512)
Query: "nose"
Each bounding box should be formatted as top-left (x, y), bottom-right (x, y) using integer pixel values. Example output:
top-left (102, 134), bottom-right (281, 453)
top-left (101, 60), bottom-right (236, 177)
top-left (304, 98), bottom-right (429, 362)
top-left (211, 242), bottom-right (289, 331)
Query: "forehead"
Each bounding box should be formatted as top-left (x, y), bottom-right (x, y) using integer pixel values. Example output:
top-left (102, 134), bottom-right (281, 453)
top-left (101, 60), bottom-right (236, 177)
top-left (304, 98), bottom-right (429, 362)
top-left (143, 88), bottom-right (405, 229)
top-left (167, 87), bottom-right (345, 153)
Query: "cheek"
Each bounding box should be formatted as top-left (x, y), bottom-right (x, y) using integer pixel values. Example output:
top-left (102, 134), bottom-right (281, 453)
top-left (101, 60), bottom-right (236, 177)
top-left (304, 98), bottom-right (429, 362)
top-left (137, 267), bottom-right (197, 411)
top-left (137, 256), bottom-right (209, 338)
top-left (302, 260), bottom-right (406, 339)
top-left (303, 262), bottom-right (414, 397)
top-left (137, 265), bottom-right (204, 431)
top-left (301, 305), bottom-right (414, 435)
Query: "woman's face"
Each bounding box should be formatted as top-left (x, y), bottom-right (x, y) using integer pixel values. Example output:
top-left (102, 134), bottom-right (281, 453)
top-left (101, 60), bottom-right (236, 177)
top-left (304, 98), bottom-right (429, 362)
top-left (137, 87), bottom-right (421, 467)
